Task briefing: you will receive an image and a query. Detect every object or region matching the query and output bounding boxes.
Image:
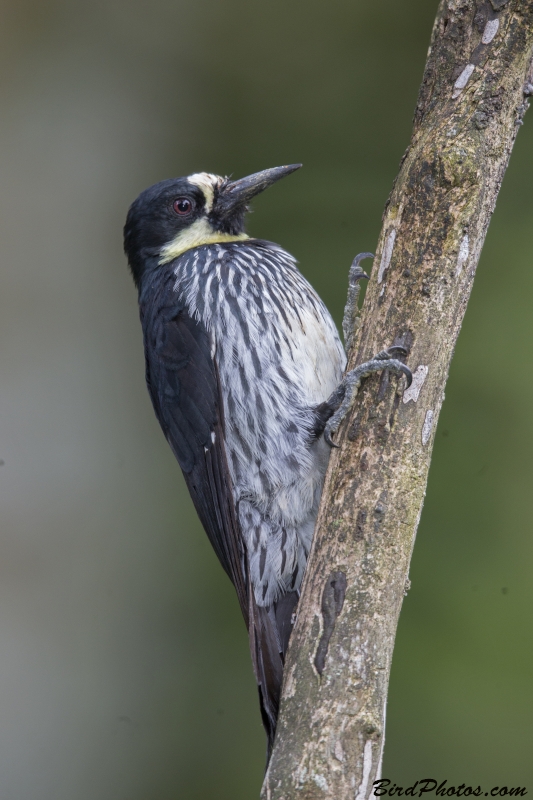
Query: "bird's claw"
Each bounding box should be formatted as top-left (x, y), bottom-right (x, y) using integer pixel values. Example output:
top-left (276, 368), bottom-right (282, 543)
top-left (376, 345), bottom-right (408, 360)
top-left (342, 254), bottom-right (373, 349)
top-left (349, 252), bottom-right (373, 284)
top-left (323, 353), bottom-right (412, 447)
top-left (324, 426), bottom-right (341, 448)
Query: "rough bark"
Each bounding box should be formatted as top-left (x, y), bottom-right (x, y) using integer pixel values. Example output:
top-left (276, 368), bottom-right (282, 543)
top-left (262, 2), bottom-right (533, 798)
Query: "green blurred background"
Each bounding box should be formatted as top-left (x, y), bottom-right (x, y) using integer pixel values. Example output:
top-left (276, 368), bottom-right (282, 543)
top-left (0, 1), bottom-right (531, 797)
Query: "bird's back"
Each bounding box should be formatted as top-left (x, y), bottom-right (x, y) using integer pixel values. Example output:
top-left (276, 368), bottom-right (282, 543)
top-left (171, 239), bottom-right (345, 604)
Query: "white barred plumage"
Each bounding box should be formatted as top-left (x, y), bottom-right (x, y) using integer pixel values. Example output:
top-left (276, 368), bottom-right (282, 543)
top-left (172, 240), bottom-right (345, 606)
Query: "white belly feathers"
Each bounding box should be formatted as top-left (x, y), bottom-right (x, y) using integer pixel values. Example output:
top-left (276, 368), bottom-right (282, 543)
top-left (174, 240), bottom-right (345, 605)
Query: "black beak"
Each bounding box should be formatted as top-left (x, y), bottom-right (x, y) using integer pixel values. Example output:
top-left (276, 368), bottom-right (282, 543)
top-left (214, 164), bottom-right (302, 220)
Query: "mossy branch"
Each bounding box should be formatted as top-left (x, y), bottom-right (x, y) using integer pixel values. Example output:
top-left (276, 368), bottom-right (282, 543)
top-left (262, 2), bottom-right (533, 798)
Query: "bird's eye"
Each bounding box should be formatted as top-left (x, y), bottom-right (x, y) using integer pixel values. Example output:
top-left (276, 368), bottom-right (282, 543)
top-left (173, 197), bottom-right (193, 215)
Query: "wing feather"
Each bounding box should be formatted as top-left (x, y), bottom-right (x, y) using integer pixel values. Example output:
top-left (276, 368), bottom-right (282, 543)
top-left (141, 288), bottom-right (249, 619)
top-left (140, 277), bottom-right (286, 757)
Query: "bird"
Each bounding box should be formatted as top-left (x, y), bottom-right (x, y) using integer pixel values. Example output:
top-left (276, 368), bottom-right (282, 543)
top-left (123, 164), bottom-right (411, 758)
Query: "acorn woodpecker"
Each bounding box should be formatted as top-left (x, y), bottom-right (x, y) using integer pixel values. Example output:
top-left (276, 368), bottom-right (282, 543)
top-left (123, 165), bottom-right (411, 757)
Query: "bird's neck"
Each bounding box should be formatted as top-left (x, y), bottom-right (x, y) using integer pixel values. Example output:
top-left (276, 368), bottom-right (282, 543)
top-left (159, 218), bottom-right (249, 264)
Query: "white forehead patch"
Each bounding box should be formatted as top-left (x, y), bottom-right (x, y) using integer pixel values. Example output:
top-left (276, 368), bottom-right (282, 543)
top-left (188, 172), bottom-right (223, 212)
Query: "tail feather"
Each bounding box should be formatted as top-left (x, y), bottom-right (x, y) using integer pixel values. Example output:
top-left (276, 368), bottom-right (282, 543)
top-left (249, 591), bottom-right (299, 760)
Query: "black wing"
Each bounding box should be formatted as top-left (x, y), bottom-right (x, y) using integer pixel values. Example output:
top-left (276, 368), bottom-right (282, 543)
top-left (141, 290), bottom-right (249, 619)
top-left (140, 284), bottom-right (285, 757)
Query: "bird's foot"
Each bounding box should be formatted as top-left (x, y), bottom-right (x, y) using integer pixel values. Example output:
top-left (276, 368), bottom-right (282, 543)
top-left (324, 347), bottom-right (412, 447)
top-left (342, 253), bottom-right (372, 349)
top-left (373, 345), bottom-right (409, 362)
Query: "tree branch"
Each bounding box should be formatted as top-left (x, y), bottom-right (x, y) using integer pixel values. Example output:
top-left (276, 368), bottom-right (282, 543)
top-left (262, 2), bottom-right (533, 798)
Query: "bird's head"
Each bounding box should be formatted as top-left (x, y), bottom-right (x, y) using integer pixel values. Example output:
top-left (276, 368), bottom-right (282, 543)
top-left (124, 164), bottom-right (302, 287)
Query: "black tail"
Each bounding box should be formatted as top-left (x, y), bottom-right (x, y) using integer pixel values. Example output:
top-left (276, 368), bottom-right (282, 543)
top-left (249, 591), bottom-right (299, 761)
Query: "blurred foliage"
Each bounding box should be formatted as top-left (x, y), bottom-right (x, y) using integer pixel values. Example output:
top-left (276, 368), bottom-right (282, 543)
top-left (0, 0), bottom-right (531, 797)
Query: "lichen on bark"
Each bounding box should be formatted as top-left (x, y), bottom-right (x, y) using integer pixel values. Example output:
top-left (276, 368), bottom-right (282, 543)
top-left (262, 2), bottom-right (533, 799)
